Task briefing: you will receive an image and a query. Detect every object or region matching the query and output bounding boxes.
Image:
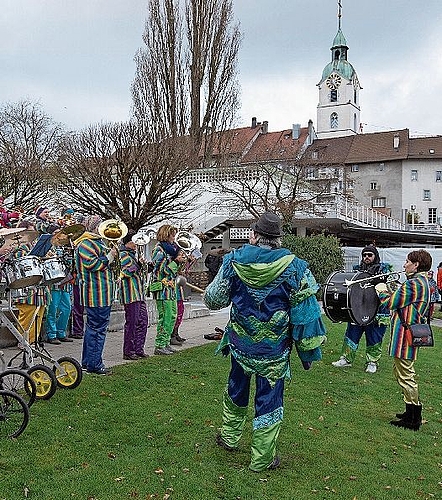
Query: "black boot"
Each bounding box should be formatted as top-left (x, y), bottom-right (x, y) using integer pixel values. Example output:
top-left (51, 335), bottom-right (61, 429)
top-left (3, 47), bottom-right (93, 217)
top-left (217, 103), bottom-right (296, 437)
top-left (396, 403), bottom-right (413, 420)
top-left (391, 404), bottom-right (422, 431)
top-left (170, 327), bottom-right (183, 346)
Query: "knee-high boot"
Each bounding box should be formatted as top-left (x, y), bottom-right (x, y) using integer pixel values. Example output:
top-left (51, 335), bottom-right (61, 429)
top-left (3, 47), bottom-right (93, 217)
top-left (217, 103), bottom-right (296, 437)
top-left (391, 404), bottom-right (422, 431)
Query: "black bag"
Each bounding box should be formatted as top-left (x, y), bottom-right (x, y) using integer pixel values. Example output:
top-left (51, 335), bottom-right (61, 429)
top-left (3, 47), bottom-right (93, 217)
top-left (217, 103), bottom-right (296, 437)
top-left (408, 323), bottom-right (434, 347)
top-left (398, 306), bottom-right (434, 348)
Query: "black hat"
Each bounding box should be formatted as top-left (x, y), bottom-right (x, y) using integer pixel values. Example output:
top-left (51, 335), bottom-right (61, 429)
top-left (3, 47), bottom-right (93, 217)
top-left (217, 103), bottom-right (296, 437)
top-left (251, 211), bottom-right (283, 238)
top-left (362, 245), bottom-right (377, 255)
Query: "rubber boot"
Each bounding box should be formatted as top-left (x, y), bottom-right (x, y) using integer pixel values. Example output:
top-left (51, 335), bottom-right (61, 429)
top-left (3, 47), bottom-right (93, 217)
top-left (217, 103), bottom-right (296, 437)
top-left (396, 402), bottom-right (413, 420)
top-left (391, 404), bottom-right (422, 431)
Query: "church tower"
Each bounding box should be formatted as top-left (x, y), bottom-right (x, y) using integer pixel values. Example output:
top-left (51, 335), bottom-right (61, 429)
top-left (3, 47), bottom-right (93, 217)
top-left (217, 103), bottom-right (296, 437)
top-left (316, 2), bottom-right (361, 139)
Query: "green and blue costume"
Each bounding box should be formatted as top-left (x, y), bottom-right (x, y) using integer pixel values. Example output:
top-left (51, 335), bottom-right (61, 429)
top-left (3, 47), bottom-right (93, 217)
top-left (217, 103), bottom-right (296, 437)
top-left (204, 243), bottom-right (325, 472)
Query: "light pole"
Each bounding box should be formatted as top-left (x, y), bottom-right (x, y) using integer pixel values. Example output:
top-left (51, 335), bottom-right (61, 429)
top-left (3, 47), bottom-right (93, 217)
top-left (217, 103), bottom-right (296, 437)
top-left (410, 205), bottom-right (416, 230)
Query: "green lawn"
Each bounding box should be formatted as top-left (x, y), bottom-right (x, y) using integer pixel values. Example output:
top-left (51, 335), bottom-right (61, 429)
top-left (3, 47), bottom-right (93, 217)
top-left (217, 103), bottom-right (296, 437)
top-left (2, 318), bottom-right (442, 500)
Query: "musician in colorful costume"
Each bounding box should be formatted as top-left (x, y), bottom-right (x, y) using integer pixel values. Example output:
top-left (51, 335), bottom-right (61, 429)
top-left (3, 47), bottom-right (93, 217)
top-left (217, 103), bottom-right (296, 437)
top-left (332, 245), bottom-right (392, 373)
top-left (74, 215), bottom-right (117, 375)
top-left (203, 211), bottom-right (326, 472)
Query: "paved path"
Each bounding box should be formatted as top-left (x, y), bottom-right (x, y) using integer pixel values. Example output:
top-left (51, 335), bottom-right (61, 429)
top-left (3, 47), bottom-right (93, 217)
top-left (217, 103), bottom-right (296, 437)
top-left (2, 303), bottom-right (441, 370)
top-left (1, 304), bottom-right (231, 370)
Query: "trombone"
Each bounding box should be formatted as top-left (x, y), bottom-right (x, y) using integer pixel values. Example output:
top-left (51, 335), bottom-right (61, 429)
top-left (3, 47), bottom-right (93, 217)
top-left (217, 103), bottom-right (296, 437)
top-left (344, 271), bottom-right (404, 288)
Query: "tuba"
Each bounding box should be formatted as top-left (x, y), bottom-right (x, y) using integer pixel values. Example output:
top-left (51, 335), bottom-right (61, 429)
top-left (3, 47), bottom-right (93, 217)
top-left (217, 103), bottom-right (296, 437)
top-left (174, 230), bottom-right (202, 259)
top-left (98, 219), bottom-right (129, 280)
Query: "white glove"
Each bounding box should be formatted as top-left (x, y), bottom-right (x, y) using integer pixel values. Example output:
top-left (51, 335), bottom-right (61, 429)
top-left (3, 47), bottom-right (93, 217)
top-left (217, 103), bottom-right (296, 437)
top-left (375, 283), bottom-right (388, 294)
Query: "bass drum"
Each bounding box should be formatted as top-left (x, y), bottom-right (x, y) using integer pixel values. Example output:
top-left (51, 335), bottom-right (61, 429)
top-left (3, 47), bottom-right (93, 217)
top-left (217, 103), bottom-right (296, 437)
top-left (323, 271), bottom-right (379, 326)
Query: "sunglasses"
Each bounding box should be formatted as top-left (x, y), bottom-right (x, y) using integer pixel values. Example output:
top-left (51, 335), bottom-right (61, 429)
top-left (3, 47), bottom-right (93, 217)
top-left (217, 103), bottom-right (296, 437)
top-left (362, 253), bottom-right (374, 257)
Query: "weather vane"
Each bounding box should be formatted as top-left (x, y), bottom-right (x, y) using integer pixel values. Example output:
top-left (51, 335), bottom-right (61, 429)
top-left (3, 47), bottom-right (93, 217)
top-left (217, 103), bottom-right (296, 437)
top-left (337, 0), bottom-right (342, 30)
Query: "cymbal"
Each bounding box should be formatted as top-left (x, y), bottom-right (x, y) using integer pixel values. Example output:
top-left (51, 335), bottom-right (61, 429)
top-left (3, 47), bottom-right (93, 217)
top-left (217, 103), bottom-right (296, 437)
top-left (60, 224), bottom-right (85, 240)
top-left (0, 230), bottom-right (39, 255)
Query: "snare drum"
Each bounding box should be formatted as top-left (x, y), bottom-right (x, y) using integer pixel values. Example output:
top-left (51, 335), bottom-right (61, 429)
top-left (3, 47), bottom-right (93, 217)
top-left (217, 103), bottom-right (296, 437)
top-left (3, 256), bottom-right (43, 289)
top-left (323, 271), bottom-right (379, 326)
top-left (41, 257), bottom-right (67, 286)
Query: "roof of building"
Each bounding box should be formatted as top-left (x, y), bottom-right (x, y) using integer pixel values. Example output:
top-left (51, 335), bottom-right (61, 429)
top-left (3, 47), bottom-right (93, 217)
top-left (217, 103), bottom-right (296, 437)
top-left (345, 129), bottom-right (409, 163)
top-left (241, 127), bottom-right (309, 164)
top-left (408, 135), bottom-right (442, 159)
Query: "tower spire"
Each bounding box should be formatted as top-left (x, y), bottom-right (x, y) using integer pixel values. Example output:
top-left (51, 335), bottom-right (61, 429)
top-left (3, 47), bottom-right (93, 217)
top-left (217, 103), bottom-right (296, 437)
top-left (337, 0), bottom-right (342, 30)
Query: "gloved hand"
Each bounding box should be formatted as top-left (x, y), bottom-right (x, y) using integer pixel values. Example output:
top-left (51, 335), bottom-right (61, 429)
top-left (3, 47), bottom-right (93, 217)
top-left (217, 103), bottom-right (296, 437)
top-left (375, 283), bottom-right (388, 295)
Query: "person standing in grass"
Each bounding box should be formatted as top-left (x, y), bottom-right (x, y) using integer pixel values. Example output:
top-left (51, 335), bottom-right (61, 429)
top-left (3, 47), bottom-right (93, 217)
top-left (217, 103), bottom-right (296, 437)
top-left (203, 211), bottom-right (326, 473)
top-left (332, 245), bottom-right (392, 373)
top-left (375, 249), bottom-right (432, 431)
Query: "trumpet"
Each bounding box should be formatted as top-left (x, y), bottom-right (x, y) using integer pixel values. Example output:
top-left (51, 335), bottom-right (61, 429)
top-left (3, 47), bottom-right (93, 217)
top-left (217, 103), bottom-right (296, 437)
top-left (344, 271), bottom-right (403, 288)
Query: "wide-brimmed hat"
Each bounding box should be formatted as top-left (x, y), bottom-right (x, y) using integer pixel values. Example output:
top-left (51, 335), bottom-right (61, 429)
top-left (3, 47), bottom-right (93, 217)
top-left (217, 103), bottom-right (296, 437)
top-left (250, 211), bottom-right (283, 238)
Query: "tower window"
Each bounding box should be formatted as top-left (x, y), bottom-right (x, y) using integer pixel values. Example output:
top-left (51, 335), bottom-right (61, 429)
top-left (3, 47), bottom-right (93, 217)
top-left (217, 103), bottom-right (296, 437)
top-left (330, 90), bottom-right (337, 102)
top-left (411, 170), bottom-right (418, 181)
top-left (370, 182), bottom-right (378, 190)
top-left (330, 112), bottom-right (338, 129)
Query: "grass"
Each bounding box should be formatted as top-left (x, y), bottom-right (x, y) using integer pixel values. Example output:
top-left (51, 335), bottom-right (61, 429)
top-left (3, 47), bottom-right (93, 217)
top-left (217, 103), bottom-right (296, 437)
top-left (2, 318), bottom-right (442, 500)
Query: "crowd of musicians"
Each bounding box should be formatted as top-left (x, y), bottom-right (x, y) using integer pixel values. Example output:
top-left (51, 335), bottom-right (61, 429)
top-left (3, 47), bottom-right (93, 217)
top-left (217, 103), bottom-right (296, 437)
top-left (0, 203), bottom-right (440, 471)
top-left (0, 205), bottom-right (200, 376)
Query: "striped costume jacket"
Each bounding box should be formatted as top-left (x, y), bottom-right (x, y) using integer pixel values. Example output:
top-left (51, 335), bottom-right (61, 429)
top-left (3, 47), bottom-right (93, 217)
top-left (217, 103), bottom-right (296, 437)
top-left (378, 272), bottom-right (430, 361)
top-left (120, 248), bottom-right (144, 304)
top-left (74, 232), bottom-right (114, 307)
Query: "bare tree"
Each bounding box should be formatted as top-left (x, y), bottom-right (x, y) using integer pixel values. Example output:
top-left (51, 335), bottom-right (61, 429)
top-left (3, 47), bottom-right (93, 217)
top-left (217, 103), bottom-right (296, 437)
top-left (207, 161), bottom-right (332, 227)
top-left (56, 121), bottom-right (200, 230)
top-left (132, 0), bottom-right (241, 158)
top-left (0, 100), bottom-right (64, 212)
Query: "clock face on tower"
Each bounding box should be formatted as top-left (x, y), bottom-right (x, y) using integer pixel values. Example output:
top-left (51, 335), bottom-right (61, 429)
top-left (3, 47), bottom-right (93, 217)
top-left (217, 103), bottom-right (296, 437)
top-left (326, 73), bottom-right (342, 90)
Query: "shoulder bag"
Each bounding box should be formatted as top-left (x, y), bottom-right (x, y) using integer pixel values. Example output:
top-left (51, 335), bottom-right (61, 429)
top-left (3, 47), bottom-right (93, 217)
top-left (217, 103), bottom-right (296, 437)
top-left (397, 306), bottom-right (434, 348)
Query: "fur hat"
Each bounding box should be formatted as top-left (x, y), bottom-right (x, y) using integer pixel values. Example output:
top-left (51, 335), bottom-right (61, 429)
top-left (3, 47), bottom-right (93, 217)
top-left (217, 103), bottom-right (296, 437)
top-left (251, 211), bottom-right (283, 238)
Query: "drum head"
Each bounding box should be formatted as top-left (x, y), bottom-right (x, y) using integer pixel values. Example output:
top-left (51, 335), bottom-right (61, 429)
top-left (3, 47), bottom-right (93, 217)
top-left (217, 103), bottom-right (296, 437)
top-left (323, 271), bottom-right (354, 323)
top-left (348, 272), bottom-right (380, 325)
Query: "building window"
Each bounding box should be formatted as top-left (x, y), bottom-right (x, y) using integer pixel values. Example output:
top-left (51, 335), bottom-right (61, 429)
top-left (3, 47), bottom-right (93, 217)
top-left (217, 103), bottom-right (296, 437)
top-left (330, 90), bottom-right (337, 102)
top-left (436, 171), bottom-right (442, 182)
top-left (330, 112), bottom-right (338, 129)
top-left (351, 164), bottom-right (359, 172)
top-left (411, 170), bottom-right (418, 181)
top-left (370, 182), bottom-right (378, 190)
top-left (305, 167), bottom-right (316, 179)
top-left (372, 197), bottom-right (386, 208)
top-left (311, 151), bottom-right (318, 160)
top-left (423, 189), bottom-right (431, 201)
top-left (379, 163), bottom-right (384, 171)
top-left (429, 208), bottom-right (437, 224)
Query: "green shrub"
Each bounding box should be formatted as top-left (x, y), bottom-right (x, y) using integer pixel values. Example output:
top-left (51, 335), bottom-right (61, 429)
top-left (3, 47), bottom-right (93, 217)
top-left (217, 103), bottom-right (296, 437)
top-left (283, 233), bottom-right (344, 286)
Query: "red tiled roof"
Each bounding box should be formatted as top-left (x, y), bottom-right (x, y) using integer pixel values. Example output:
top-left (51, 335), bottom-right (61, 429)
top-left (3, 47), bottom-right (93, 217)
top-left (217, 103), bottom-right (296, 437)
top-left (241, 128), bottom-right (309, 164)
top-left (209, 126), bottom-right (262, 157)
top-left (305, 135), bottom-right (354, 164)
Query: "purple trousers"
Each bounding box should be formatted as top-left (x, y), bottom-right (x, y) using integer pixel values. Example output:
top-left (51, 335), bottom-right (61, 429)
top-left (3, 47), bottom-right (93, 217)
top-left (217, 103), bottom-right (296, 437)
top-left (72, 283), bottom-right (84, 337)
top-left (123, 300), bottom-right (148, 356)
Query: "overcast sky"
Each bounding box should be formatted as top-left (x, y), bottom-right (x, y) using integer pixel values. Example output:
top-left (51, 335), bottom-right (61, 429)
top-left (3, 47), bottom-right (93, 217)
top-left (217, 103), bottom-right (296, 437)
top-left (2, 0), bottom-right (442, 136)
